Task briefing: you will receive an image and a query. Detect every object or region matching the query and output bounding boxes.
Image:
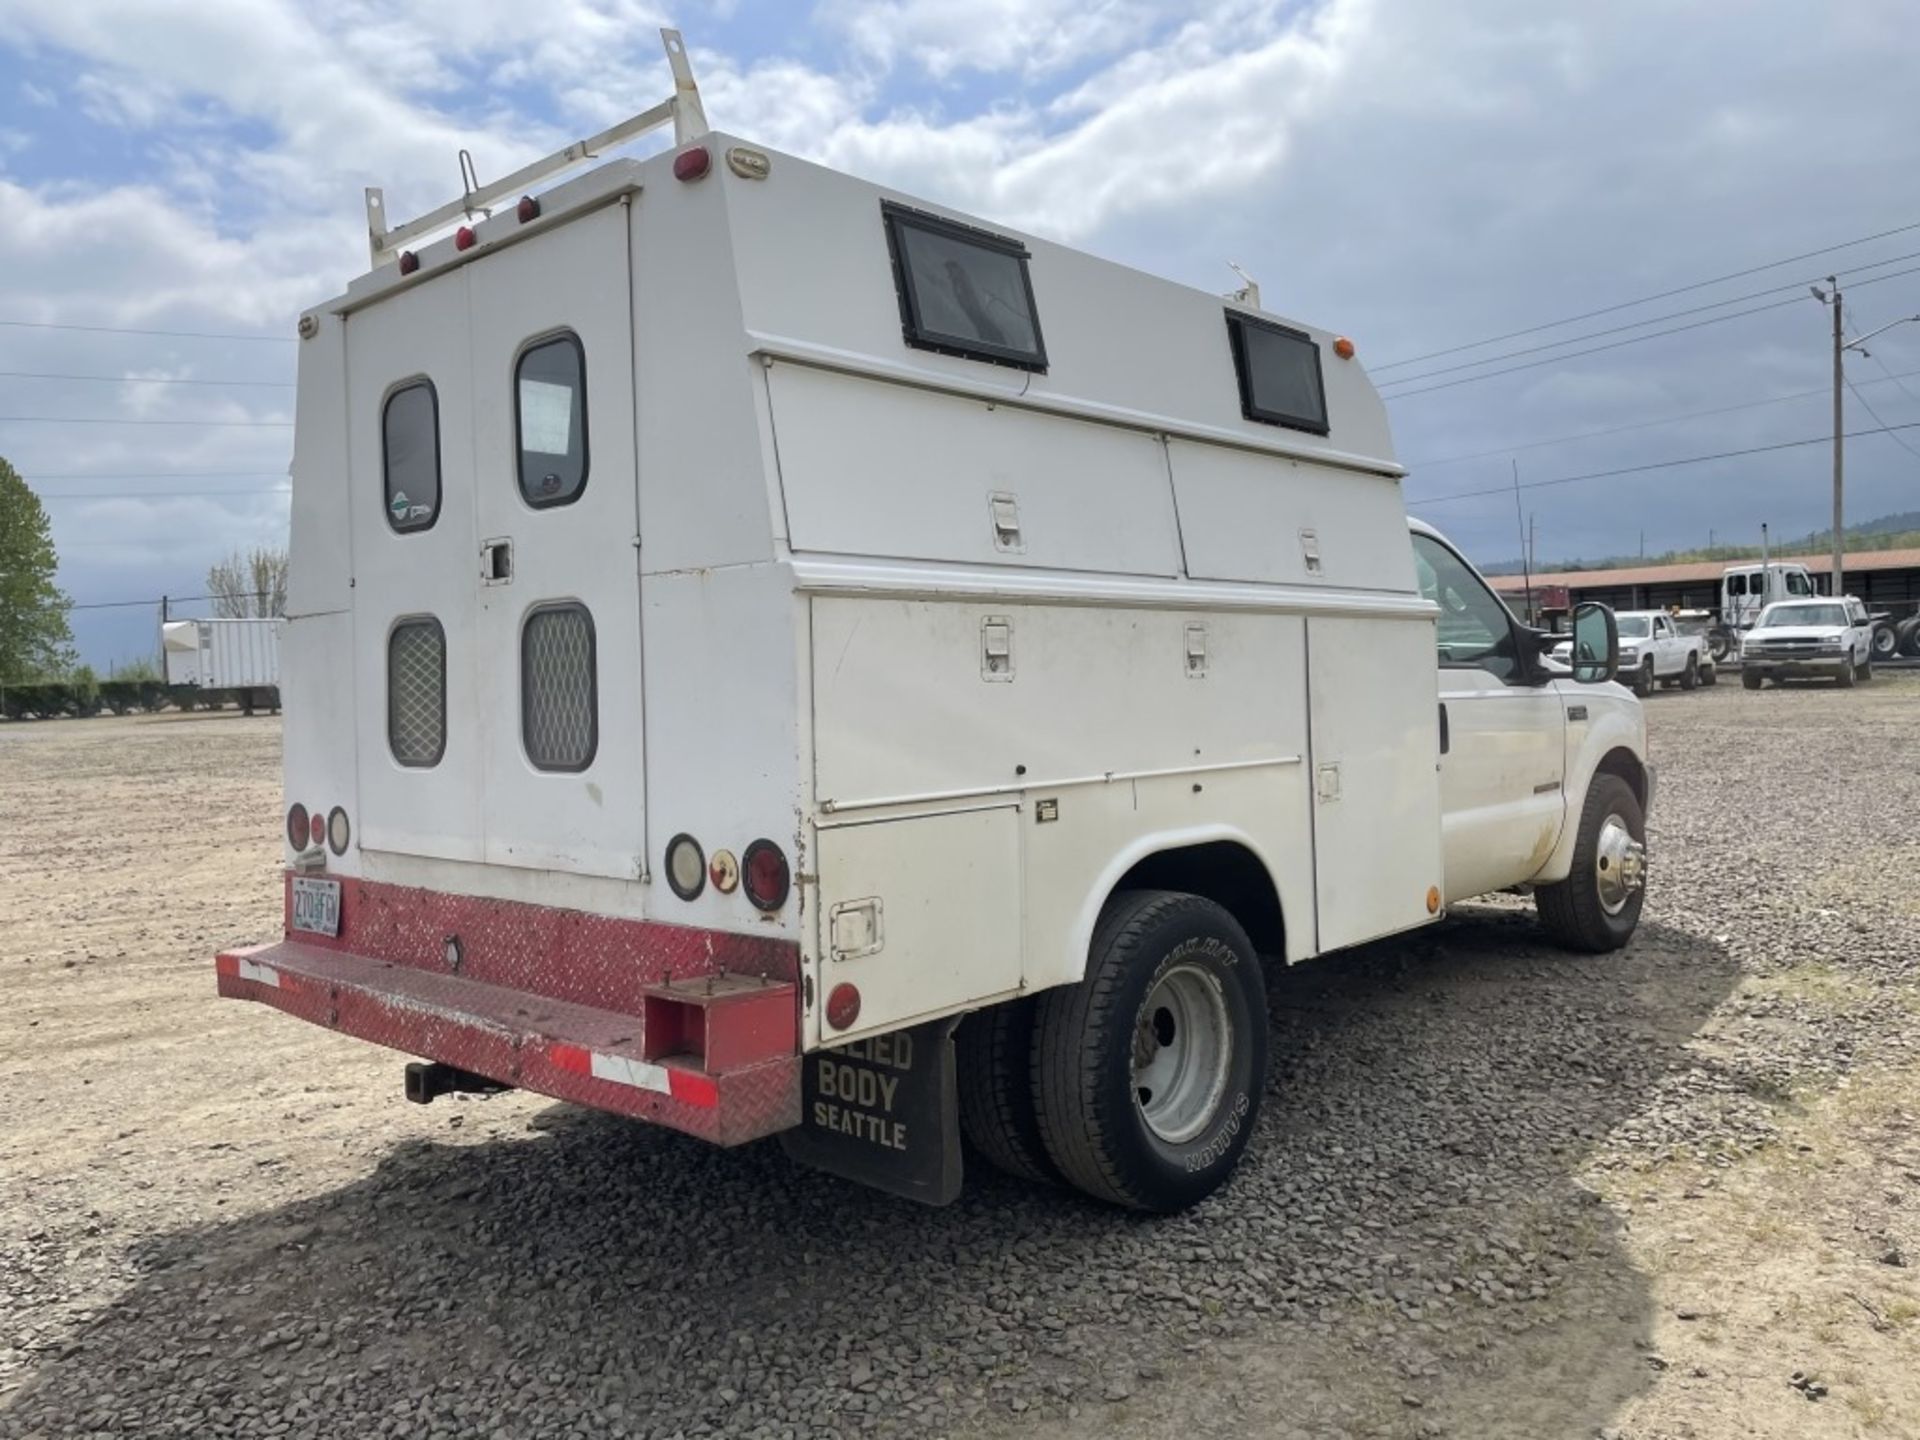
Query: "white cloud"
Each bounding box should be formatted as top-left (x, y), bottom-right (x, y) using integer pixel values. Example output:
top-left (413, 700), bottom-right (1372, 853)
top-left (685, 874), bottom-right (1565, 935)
top-left (819, 0), bottom-right (1162, 79)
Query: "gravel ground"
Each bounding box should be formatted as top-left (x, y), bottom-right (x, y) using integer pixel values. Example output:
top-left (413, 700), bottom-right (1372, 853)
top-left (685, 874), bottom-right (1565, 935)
top-left (2, 680), bottom-right (1918, 1440)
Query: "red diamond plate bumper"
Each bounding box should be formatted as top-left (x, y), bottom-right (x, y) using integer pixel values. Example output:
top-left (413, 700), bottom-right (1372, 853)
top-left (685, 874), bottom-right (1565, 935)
top-left (215, 877), bottom-right (803, 1146)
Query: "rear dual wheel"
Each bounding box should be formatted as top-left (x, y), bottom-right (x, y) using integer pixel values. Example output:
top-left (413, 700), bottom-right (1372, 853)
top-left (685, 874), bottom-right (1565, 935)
top-left (961, 892), bottom-right (1267, 1212)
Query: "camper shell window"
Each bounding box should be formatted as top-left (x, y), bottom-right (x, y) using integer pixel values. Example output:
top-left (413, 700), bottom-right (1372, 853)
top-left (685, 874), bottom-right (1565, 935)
top-left (881, 202), bottom-right (1047, 373)
top-left (1226, 312), bottom-right (1329, 435)
top-left (516, 333), bottom-right (589, 508)
top-left (382, 380), bottom-right (441, 532)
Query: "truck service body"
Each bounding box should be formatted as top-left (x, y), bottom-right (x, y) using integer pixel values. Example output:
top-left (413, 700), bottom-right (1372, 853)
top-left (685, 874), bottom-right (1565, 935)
top-left (217, 35), bottom-right (1651, 1210)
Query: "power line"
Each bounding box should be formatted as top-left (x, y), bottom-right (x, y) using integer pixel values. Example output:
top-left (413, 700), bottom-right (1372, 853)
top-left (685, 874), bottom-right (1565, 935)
top-left (0, 369), bottom-right (292, 388)
top-left (1380, 262), bottom-right (1920, 402)
top-left (67, 593), bottom-right (222, 612)
top-left (0, 317), bottom-right (292, 342)
top-left (0, 415), bottom-right (291, 428)
top-left (1380, 295), bottom-right (1806, 399)
top-left (42, 487), bottom-right (291, 502)
top-left (1404, 364), bottom-right (1920, 470)
top-left (1380, 251), bottom-right (1920, 390)
top-left (1405, 421), bottom-right (1920, 507)
top-left (24, 469), bottom-right (287, 480)
top-left (1844, 376), bottom-right (1920, 461)
top-left (1372, 217), bottom-right (1920, 371)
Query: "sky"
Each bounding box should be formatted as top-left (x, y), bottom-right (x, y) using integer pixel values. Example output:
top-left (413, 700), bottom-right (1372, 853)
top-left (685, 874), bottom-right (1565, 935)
top-left (2, 0), bottom-right (1918, 667)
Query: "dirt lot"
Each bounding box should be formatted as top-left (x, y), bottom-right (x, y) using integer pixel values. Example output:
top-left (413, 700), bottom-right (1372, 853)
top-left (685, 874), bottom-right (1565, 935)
top-left (3, 680), bottom-right (1918, 1440)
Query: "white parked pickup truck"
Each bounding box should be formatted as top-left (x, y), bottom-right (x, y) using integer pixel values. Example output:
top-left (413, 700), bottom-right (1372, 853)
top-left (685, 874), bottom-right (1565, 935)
top-left (1552, 609), bottom-right (1711, 696)
top-left (213, 30), bottom-right (1656, 1215)
top-left (1741, 597), bottom-right (1876, 689)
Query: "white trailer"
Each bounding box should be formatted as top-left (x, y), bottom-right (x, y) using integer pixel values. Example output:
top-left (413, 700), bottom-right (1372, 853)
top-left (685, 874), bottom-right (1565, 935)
top-left (162, 617), bottom-right (282, 710)
top-left (216, 31), bottom-right (1650, 1211)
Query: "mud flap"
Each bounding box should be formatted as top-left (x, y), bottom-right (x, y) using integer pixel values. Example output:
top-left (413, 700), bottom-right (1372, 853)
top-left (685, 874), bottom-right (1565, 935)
top-left (778, 1016), bottom-right (962, 1206)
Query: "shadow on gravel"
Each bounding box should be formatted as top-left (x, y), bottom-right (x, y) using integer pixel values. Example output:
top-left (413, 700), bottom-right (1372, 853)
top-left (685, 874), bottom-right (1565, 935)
top-left (1, 911), bottom-right (1737, 1440)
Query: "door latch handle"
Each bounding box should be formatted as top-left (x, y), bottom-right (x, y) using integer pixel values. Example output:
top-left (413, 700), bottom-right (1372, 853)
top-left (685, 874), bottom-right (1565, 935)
top-left (1439, 702), bottom-right (1449, 755)
top-left (480, 537), bottom-right (513, 585)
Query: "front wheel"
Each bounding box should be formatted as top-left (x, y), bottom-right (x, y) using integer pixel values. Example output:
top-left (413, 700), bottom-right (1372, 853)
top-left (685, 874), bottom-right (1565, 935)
top-left (1680, 654), bottom-right (1699, 690)
top-left (1632, 659), bottom-right (1655, 698)
top-left (1871, 624), bottom-right (1898, 661)
top-left (1033, 891), bottom-right (1267, 1213)
top-left (1742, 669), bottom-right (1763, 691)
top-left (1837, 653), bottom-right (1856, 689)
top-left (1535, 773), bottom-right (1647, 953)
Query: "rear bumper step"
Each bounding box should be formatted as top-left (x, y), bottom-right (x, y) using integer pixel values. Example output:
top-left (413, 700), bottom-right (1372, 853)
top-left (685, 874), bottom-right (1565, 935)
top-left (216, 941), bottom-right (801, 1145)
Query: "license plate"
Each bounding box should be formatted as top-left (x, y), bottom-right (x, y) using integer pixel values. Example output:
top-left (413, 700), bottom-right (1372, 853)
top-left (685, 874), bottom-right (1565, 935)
top-left (291, 876), bottom-right (341, 937)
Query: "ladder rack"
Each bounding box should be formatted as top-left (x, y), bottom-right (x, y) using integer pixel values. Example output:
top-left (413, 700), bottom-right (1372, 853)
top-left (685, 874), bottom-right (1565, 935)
top-left (363, 27), bottom-right (708, 268)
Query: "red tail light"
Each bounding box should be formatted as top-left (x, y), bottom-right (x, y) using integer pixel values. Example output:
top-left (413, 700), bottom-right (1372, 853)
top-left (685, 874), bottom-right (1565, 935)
top-left (398, 250), bottom-right (419, 276)
top-left (516, 195), bottom-right (540, 223)
top-left (741, 839), bottom-right (790, 912)
top-left (286, 803), bottom-right (309, 850)
top-left (826, 983), bottom-right (861, 1031)
top-left (673, 146), bottom-right (711, 182)
top-left (455, 225), bottom-right (476, 251)
top-left (309, 809), bottom-right (327, 846)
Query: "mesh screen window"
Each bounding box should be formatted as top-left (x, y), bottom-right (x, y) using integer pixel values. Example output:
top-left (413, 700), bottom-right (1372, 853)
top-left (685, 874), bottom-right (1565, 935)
top-left (522, 603), bottom-right (598, 772)
top-left (1225, 312), bottom-right (1329, 435)
top-left (882, 202), bottom-right (1046, 372)
top-left (388, 618), bottom-right (447, 767)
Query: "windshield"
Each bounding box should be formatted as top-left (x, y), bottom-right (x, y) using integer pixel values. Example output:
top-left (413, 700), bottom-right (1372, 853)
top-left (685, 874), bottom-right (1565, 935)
top-left (1616, 616), bottom-right (1652, 639)
top-left (1760, 602), bottom-right (1846, 628)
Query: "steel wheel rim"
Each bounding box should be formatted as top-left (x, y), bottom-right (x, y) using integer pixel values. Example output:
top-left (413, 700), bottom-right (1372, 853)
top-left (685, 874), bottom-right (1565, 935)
top-left (1131, 963), bottom-right (1232, 1144)
top-left (1594, 813), bottom-right (1646, 916)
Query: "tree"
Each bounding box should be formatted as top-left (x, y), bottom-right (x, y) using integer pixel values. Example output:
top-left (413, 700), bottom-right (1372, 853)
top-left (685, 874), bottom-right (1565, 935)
top-left (207, 546), bottom-right (289, 618)
top-left (0, 455), bottom-right (75, 684)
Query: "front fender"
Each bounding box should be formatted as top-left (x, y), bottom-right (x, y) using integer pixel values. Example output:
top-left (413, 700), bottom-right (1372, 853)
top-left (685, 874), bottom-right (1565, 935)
top-left (1536, 685), bottom-right (1646, 884)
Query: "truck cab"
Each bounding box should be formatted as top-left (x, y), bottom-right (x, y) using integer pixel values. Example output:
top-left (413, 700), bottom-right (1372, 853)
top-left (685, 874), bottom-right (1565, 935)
top-left (215, 30), bottom-right (1653, 1216)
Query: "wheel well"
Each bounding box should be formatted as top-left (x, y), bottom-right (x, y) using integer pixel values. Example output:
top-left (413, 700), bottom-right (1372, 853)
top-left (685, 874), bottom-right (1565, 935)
top-left (1112, 842), bottom-right (1285, 959)
top-left (1595, 746), bottom-right (1647, 810)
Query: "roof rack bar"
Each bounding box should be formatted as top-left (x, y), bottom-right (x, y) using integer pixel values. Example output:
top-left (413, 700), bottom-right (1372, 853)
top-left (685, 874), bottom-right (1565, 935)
top-left (363, 28), bottom-right (708, 268)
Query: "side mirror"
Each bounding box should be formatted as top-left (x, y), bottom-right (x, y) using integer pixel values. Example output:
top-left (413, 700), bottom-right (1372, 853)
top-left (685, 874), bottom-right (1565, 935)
top-left (1570, 602), bottom-right (1618, 685)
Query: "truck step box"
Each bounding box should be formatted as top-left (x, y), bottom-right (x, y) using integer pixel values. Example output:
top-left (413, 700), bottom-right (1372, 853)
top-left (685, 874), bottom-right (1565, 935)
top-left (215, 942), bottom-right (801, 1146)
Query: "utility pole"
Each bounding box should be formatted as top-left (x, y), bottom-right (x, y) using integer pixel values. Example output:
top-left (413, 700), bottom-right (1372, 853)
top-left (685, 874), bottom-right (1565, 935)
top-left (1511, 460), bottom-right (1534, 624)
top-left (1828, 276), bottom-right (1844, 598)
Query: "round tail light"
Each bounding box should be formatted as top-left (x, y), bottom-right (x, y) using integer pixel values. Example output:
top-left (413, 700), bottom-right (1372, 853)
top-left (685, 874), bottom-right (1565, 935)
top-left (741, 839), bottom-right (790, 912)
top-left (673, 145), bottom-right (712, 182)
top-left (286, 803), bottom-right (309, 850)
top-left (309, 809), bottom-right (327, 846)
top-left (328, 807), bottom-right (351, 856)
top-left (826, 982), bottom-right (861, 1031)
top-left (664, 833), bottom-right (706, 901)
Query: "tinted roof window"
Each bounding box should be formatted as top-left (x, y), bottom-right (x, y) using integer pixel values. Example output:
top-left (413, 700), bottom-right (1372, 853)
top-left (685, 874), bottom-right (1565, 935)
top-left (882, 202), bottom-right (1046, 372)
top-left (1226, 312), bottom-right (1329, 435)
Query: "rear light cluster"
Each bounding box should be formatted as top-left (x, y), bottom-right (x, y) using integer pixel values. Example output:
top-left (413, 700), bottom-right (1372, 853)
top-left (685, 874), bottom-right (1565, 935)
top-left (661, 833), bottom-right (789, 912)
top-left (286, 803), bottom-right (351, 857)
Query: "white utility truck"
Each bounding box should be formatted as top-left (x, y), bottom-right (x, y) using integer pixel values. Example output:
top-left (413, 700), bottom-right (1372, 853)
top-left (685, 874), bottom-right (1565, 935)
top-left (216, 32), bottom-right (1650, 1212)
top-left (162, 616), bottom-right (282, 712)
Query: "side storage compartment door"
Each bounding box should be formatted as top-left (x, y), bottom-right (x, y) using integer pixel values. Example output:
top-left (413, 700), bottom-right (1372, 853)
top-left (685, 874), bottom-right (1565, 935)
top-left (814, 807), bottom-right (1024, 1045)
top-left (1307, 616), bottom-right (1444, 951)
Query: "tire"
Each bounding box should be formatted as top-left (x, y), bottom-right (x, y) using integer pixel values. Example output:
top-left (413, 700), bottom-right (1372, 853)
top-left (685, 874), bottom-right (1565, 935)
top-left (1858, 654), bottom-right (1873, 682)
top-left (1680, 654), bottom-right (1699, 691)
top-left (1901, 618), bottom-right (1920, 658)
top-left (1632, 659), bottom-right (1655, 698)
top-left (1700, 660), bottom-right (1718, 686)
top-left (1871, 624), bottom-right (1898, 661)
top-left (1837, 653), bottom-right (1856, 689)
top-left (1708, 629), bottom-right (1733, 662)
top-left (1535, 773), bottom-right (1647, 953)
top-left (1033, 891), bottom-right (1267, 1213)
top-left (956, 997), bottom-right (1057, 1184)
top-left (1742, 669), bottom-right (1763, 691)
